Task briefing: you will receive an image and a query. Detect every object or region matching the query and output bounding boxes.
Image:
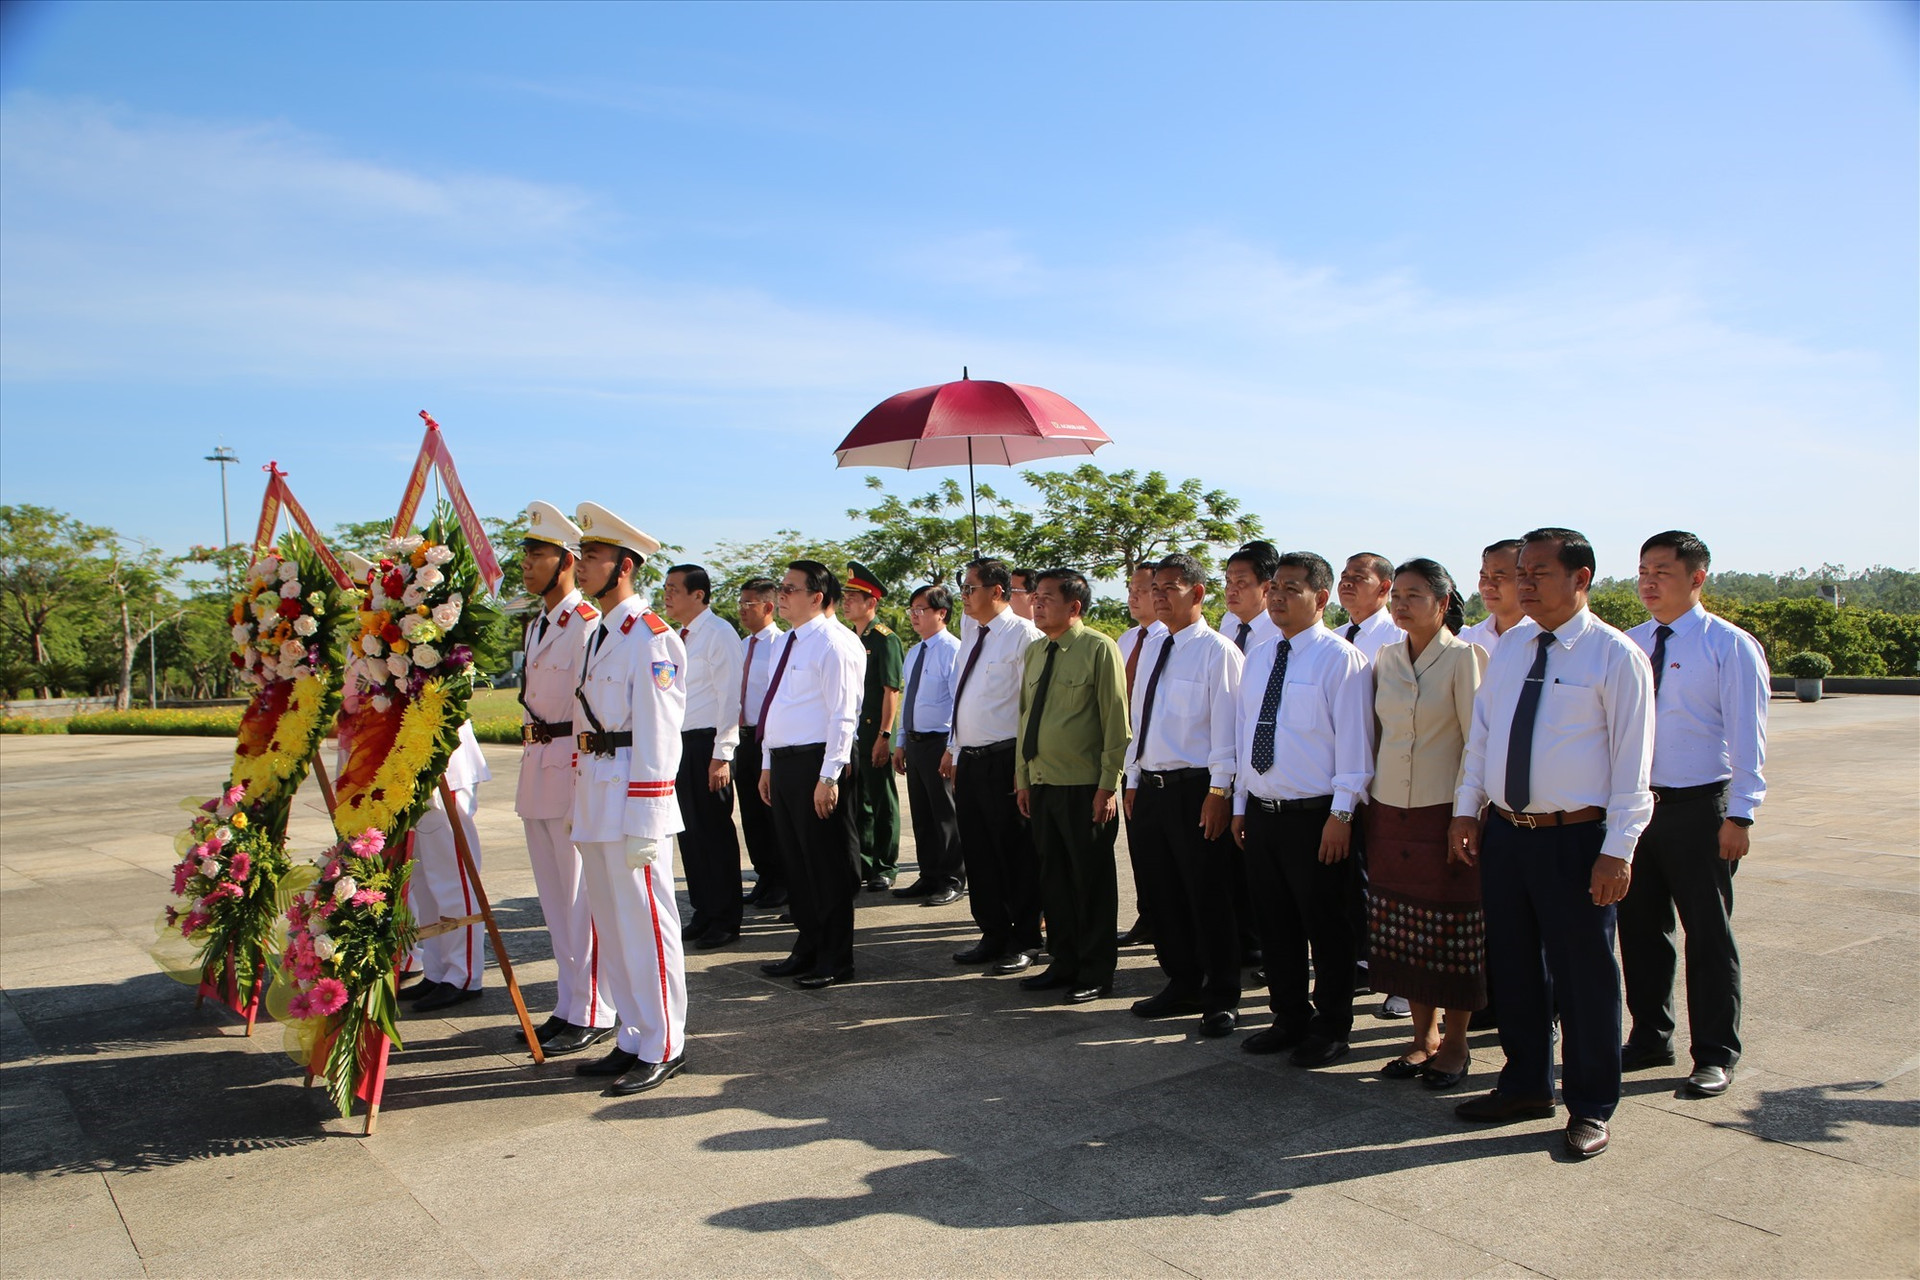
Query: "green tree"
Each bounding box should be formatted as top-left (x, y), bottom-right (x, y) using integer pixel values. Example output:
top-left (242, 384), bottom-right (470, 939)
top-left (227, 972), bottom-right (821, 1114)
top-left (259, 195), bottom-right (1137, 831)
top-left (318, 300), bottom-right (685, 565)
top-left (0, 505), bottom-right (113, 698)
top-left (704, 530), bottom-right (855, 629)
top-left (846, 476), bottom-right (1028, 590)
top-left (95, 540), bottom-right (185, 710)
top-left (1018, 465), bottom-right (1262, 579)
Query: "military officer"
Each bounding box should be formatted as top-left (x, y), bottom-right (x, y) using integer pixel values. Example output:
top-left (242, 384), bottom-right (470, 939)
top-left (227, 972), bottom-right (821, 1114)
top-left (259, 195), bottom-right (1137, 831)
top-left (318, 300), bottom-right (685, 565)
top-left (842, 562), bottom-right (904, 891)
top-left (568, 502), bottom-right (690, 1096)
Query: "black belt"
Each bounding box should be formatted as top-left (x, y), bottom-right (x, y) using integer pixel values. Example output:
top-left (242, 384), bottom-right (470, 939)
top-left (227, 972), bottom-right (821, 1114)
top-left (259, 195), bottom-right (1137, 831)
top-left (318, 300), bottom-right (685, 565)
top-left (576, 731), bottom-right (632, 757)
top-left (959, 739), bottom-right (1015, 758)
top-left (909, 730), bottom-right (948, 744)
top-left (770, 742), bottom-right (825, 759)
top-left (1137, 766), bottom-right (1209, 789)
top-left (1653, 780), bottom-right (1728, 805)
top-left (1248, 795), bottom-right (1332, 814)
top-left (522, 718), bottom-right (573, 745)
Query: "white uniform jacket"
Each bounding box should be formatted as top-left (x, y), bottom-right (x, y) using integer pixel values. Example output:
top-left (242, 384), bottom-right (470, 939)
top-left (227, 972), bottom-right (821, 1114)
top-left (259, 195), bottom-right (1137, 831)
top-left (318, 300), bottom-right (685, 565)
top-left (571, 594), bottom-right (687, 844)
top-left (515, 590), bottom-right (597, 821)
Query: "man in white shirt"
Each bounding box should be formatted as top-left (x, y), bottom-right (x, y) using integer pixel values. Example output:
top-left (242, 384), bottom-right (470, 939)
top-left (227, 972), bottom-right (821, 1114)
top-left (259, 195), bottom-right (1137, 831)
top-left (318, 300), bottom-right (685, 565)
top-left (943, 558), bottom-right (1045, 972)
top-left (661, 563), bottom-right (744, 951)
top-left (892, 584), bottom-right (965, 905)
top-left (1231, 552), bottom-right (1375, 1068)
top-left (756, 561), bottom-right (866, 988)
top-left (735, 579), bottom-right (787, 911)
top-left (1115, 561), bottom-right (1169, 948)
top-left (1126, 554), bottom-right (1245, 1037)
top-left (1007, 568), bottom-right (1037, 621)
top-left (1337, 552), bottom-right (1406, 662)
top-left (1222, 542), bottom-right (1282, 655)
top-left (1459, 539), bottom-right (1526, 664)
top-left (1450, 527), bottom-right (1654, 1158)
top-left (1621, 530), bottom-right (1768, 1099)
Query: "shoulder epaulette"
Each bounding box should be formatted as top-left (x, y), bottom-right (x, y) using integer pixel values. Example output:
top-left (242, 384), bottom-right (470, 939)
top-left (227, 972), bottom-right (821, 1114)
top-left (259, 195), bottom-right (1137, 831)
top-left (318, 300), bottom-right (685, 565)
top-left (874, 623), bottom-right (892, 636)
top-left (620, 614), bottom-right (638, 635)
top-left (576, 602), bottom-right (598, 621)
top-left (641, 610), bottom-right (671, 636)
top-left (556, 608), bottom-right (574, 628)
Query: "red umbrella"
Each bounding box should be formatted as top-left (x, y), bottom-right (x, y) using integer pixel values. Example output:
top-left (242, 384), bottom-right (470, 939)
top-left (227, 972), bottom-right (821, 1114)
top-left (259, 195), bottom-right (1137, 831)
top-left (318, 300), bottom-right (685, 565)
top-left (834, 369), bottom-right (1111, 556)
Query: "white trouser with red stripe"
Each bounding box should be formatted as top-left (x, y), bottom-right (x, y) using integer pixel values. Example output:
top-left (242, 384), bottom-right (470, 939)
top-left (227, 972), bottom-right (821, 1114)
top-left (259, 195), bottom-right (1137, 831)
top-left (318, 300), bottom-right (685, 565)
top-left (524, 815), bottom-right (615, 1028)
top-left (576, 837), bottom-right (686, 1062)
top-left (410, 785), bottom-right (485, 992)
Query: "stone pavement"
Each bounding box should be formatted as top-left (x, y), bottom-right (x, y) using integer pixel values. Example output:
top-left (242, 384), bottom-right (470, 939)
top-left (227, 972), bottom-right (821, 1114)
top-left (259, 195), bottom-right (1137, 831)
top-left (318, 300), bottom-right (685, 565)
top-left (1, 696), bottom-right (1915, 1279)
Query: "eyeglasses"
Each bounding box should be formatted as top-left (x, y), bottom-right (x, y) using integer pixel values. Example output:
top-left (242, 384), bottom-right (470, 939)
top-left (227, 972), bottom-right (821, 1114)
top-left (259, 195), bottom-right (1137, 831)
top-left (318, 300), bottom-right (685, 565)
top-left (776, 583), bottom-right (807, 596)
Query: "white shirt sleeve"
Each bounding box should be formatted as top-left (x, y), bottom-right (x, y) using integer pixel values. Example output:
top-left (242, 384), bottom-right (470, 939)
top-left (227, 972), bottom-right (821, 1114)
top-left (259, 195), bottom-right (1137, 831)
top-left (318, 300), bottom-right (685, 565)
top-left (1330, 644), bottom-right (1375, 812)
top-left (1601, 640), bottom-right (1656, 863)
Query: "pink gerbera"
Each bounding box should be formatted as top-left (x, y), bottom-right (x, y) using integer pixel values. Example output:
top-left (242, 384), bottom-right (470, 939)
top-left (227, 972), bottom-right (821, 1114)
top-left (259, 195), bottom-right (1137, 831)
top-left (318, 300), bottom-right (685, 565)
top-left (322, 858), bottom-right (343, 880)
top-left (286, 990), bottom-right (316, 1019)
top-left (291, 952), bottom-right (321, 982)
top-left (349, 829), bottom-right (386, 859)
top-left (223, 784), bottom-right (246, 807)
top-left (171, 863), bottom-right (193, 896)
top-left (307, 977), bottom-right (349, 1016)
top-left (228, 850), bottom-right (252, 883)
top-left (349, 888), bottom-right (386, 908)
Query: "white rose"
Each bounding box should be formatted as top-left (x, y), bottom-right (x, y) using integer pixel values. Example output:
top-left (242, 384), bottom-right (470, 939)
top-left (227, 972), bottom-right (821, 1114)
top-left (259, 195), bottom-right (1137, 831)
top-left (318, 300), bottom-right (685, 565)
top-left (398, 613), bottom-right (426, 639)
top-left (278, 560), bottom-right (300, 583)
top-left (361, 635), bottom-right (383, 658)
top-left (247, 558), bottom-right (273, 582)
top-left (199, 857), bottom-right (221, 878)
top-left (415, 566), bottom-right (443, 589)
top-left (386, 654), bottom-right (410, 679)
top-left (400, 585), bottom-right (426, 608)
top-left (424, 545), bottom-right (454, 566)
top-left (332, 876), bottom-right (358, 902)
top-left (280, 639), bottom-right (305, 660)
top-left (312, 933), bottom-right (337, 961)
top-left (413, 643), bottom-right (441, 669)
top-left (277, 660), bottom-right (302, 681)
top-left (431, 601), bottom-right (461, 628)
top-left (293, 615), bottom-right (317, 637)
top-left (279, 582), bottom-right (301, 599)
top-left (231, 624), bottom-right (252, 646)
top-left (370, 694), bottom-right (392, 712)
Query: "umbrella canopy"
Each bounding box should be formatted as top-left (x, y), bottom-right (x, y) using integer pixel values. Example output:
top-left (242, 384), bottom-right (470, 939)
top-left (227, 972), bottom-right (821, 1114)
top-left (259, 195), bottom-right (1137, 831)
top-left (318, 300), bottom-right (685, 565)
top-left (834, 374), bottom-right (1110, 469)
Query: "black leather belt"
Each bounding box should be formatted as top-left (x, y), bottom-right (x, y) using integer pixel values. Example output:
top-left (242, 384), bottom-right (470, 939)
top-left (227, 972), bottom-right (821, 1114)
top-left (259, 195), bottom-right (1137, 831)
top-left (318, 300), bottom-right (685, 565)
top-left (522, 719), bottom-right (573, 745)
top-left (576, 731), bottom-right (633, 757)
top-left (909, 730), bottom-right (948, 744)
top-left (1138, 767), bottom-right (1209, 789)
top-left (1248, 795), bottom-right (1332, 813)
top-left (1653, 780), bottom-right (1728, 805)
top-left (770, 742), bottom-right (825, 759)
top-left (959, 739), bottom-right (1015, 758)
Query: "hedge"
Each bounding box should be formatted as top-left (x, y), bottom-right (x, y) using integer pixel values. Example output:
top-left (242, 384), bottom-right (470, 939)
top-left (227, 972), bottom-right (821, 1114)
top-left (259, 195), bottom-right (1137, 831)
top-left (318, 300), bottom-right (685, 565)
top-left (67, 707), bottom-right (244, 736)
top-left (0, 717), bottom-right (68, 735)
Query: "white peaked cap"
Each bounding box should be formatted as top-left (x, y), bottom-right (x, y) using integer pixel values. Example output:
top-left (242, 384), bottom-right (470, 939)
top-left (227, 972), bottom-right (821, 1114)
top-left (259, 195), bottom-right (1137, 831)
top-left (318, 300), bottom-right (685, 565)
top-left (524, 501), bottom-right (582, 553)
top-left (575, 502), bottom-right (662, 557)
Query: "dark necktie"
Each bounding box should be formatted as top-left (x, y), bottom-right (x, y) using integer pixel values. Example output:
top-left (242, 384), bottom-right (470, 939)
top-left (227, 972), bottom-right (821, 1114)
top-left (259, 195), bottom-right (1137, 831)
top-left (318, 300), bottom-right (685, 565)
top-left (903, 643), bottom-right (926, 735)
top-left (536, 613), bottom-right (551, 646)
top-left (1235, 619), bottom-right (1251, 652)
top-left (1504, 631), bottom-right (1557, 813)
top-left (757, 632), bottom-right (796, 729)
top-left (1130, 636), bottom-right (1175, 766)
top-left (1650, 624), bottom-right (1672, 696)
top-left (1022, 642), bottom-right (1058, 761)
top-left (680, 626), bottom-right (689, 640)
top-left (1125, 629), bottom-right (1146, 696)
top-left (1345, 621), bottom-right (1360, 644)
top-left (738, 634), bottom-right (757, 727)
top-left (1250, 638), bottom-right (1291, 774)
top-left (951, 626), bottom-right (989, 719)
top-left (519, 612), bottom-right (554, 718)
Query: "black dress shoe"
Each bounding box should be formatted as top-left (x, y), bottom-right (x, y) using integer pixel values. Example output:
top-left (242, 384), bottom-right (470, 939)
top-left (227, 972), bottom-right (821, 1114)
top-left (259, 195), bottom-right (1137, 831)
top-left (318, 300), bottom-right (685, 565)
top-left (575, 1047), bottom-right (640, 1077)
top-left (760, 953), bottom-right (814, 977)
top-left (1289, 1035), bottom-right (1350, 1068)
top-left (1685, 1064), bottom-right (1731, 1097)
top-left (953, 939), bottom-right (1004, 965)
top-left (1564, 1116), bottom-right (1609, 1157)
top-left (741, 888), bottom-right (763, 905)
top-left (1382, 1054), bottom-right (1427, 1080)
top-left (989, 950), bottom-right (1038, 976)
top-left (1243, 1026), bottom-right (1307, 1055)
top-left (606, 1052), bottom-right (687, 1097)
top-left (1199, 1010), bottom-right (1237, 1038)
top-left (1130, 987), bottom-right (1203, 1019)
top-left (414, 985), bottom-right (482, 1013)
top-left (891, 879), bottom-right (936, 898)
top-left (862, 876), bottom-right (892, 893)
top-left (536, 1015), bottom-right (569, 1044)
top-left (1248, 968), bottom-right (1266, 988)
top-left (1065, 984), bottom-right (1111, 1004)
top-left (795, 968), bottom-right (854, 989)
top-left (1621, 1041), bottom-right (1677, 1072)
top-left (1020, 968), bottom-right (1073, 991)
top-left (680, 918), bottom-right (712, 943)
top-left (1422, 1054), bottom-right (1472, 1091)
top-left (926, 886), bottom-right (965, 907)
top-left (693, 928), bottom-right (740, 950)
top-left (1455, 1090), bottom-right (1557, 1122)
top-left (402, 978), bottom-right (448, 1003)
top-left (543, 1024), bottom-right (615, 1056)
top-left (1117, 919), bottom-right (1153, 946)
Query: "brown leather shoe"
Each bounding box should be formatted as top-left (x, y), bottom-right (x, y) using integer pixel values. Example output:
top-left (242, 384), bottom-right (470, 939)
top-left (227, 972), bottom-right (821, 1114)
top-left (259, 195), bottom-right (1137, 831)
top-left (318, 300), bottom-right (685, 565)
top-left (1454, 1090), bottom-right (1557, 1123)
top-left (1564, 1116), bottom-right (1609, 1157)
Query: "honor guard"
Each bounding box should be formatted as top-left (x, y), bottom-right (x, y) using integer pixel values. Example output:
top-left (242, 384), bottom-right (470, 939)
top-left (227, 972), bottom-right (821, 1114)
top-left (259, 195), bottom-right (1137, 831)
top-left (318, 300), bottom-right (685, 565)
top-left (841, 562), bottom-right (903, 890)
top-left (512, 502), bottom-right (616, 1056)
top-left (568, 502), bottom-right (690, 1095)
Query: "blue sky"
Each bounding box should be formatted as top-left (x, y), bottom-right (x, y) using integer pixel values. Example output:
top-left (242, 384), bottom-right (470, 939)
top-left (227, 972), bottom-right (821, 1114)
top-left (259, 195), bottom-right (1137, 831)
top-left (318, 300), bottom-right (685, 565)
top-left (2, 0), bottom-right (1914, 591)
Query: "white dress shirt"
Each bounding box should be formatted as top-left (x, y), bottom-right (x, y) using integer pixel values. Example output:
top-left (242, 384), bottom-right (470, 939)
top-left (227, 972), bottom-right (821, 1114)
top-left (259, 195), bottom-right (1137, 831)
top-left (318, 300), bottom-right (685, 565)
top-left (1339, 607), bottom-right (1405, 664)
top-left (1126, 618), bottom-right (1243, 789)
top-left (1233, 622), bottom-right (1375, 814)
top-left (515, 589), bottom-right (594, 820)
top-left (571, 594), bottom-right (687, 843)
top-left (759, 613), bottom-right (865, 777)
top-left (1627, 604), bottom-right (1769, 821)
top-left (678, 606), bottom-right (743, 761)
top-left (1222, 610), bottom-right (1279, 655)
top-left (1458, 615), bottom-right (1521, 665)
top-left (902, 628), bottom-right (962, 737)
top-left (739, 621), bottom-right (783, 729)
top-left (949, 608), bottom-right (1043, 749)
top-left (1455, 608), bottom-right (1655, 863)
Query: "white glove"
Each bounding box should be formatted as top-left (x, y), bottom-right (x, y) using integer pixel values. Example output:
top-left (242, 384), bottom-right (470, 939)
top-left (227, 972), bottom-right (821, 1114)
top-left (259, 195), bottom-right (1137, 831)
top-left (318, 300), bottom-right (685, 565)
top-left (624, 835), bottom-right (659, 870)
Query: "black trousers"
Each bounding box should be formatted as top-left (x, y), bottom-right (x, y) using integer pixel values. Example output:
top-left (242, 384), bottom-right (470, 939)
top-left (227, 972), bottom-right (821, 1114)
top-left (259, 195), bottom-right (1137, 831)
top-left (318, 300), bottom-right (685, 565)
top-left (768, 744), bottom-right (859, 974)
top-left (903, 732), bottom-right (964, 889)
top-left (1131, 773), bottom-right (1240, 1011)
top-left (1029, 783), bottom-right (1119, 987)
top-left (1619, 786), bottom-right (1742, 1068)
top-left (1242, 799), bottom-right (1359, 1039)
top-left (954, 744), bottom-right (1042, 951)
top-left (676, 728), bottom-right (740, 934)
top-left (736, 725), bottom-right (784, 896)
top-left (1481, 815), bottom-right (1621, 1121)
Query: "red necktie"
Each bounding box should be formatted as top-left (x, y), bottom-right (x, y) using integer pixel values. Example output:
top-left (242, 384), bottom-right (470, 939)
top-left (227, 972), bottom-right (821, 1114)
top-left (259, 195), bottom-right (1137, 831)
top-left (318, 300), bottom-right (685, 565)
top-left (739, 634), bottom-right (758, 727)
top-left (1125, 630), bottom-right (1145, 697)
top-left (757, 632), bottom-right (796, 730)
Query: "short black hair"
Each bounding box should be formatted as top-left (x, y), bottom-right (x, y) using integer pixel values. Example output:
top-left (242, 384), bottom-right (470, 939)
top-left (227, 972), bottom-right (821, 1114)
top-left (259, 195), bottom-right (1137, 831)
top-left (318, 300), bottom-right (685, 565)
top-left (1522, 528), bottom-right (1597, 578)
top-left (1641, 530), bottom-right (1711, 575)
top-left (1394, 557), bottom-right (1463, 633)
top-left (1034, 567), bottom-right (1092, 615)
top-left (1155, 553), bottom-right (1207, 589)
top-left (740, 576), bottom-right (778, 601)
top-left (1128, 559), bottom-right (1157, 578)
top-left (1481, 538), bottom-right (1525, 560)
top-left (1226, 540), bottom-right (1280, 582)
top-left (910, 583), bottom-right (953, 617)
top-left (787, 559), bottom-right (836, 604)
top-left (1276, 551), bottom-right (1334, 593)
top-left (1345, 552), bottom-right (1394, 583)
top-left (1009, 567), bottom-right (1036, 591)
top-left (964, 557), bottom-right (1012, 599)
top-left (667, 564), bottom-right (711, 605)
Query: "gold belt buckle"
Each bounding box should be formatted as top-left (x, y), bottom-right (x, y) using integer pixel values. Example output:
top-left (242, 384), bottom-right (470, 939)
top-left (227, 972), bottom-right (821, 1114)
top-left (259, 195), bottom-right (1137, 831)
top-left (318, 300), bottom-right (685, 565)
top-left (1510, 809), bottom-right (1541, 829)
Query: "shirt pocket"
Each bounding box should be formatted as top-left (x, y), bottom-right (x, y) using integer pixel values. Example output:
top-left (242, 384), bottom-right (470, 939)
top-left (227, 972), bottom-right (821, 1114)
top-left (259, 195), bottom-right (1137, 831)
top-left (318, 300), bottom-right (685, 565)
top-left (1165, 676), bottom-right (1208, 724)
top-left (1280, 681), bottom-right (1322, 729)
top-left (1050, 669), bottom-right (1094, 714)
top-left (1541, 681), bottom-right (1603, 736)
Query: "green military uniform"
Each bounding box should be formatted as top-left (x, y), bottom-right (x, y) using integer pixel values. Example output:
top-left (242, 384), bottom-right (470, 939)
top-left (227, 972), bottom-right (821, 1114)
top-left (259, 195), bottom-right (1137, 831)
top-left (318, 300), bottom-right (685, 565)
top-left (845, 562), bottom-right (905, 886)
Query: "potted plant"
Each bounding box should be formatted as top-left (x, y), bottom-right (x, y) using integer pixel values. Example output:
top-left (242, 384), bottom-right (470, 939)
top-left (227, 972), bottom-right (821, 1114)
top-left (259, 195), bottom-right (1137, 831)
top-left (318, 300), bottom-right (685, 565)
top-left (1782, 651), bottom-right (1832, 703)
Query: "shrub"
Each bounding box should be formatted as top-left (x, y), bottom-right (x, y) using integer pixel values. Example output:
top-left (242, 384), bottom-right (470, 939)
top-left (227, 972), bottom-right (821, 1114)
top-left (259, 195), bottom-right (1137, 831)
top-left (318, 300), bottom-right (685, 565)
top-left (0, 718), bottom-right (67, 735)
top-left (1781, 651), bottom-right (1833, 680)
top-left (67, 708), bottom-right (243, 736)
top-left (470, 716), bottom-right (525, 746)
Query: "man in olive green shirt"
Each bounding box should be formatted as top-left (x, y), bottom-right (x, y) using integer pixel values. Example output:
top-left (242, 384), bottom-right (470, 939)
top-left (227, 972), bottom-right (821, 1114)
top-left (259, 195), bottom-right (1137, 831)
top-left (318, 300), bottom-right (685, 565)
top-left (1015, 568), bottom-right (1132, 1004)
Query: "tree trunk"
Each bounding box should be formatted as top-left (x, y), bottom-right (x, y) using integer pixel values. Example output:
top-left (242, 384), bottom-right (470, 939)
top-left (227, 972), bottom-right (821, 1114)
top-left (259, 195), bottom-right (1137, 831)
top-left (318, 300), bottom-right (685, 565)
top-left (116, 597), bottom-right (133, 711)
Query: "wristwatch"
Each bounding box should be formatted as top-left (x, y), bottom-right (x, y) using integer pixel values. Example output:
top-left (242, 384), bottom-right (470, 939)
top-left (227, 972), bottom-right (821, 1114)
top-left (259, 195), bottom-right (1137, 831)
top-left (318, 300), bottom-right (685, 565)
top-left (1207, 786), bottom-right (1230, 798)
top-left (819, 774), bottom-right (839, 787)
top-left (1728, 816), bottom-right (1753, 828)
top-left (1330, 809), bottom-right (1354, 825)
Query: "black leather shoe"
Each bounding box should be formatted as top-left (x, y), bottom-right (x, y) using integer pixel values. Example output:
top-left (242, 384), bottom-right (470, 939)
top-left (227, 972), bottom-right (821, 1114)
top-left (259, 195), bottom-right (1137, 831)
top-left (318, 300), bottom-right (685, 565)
top-left (1248, 968), bottom-right (1266, 988)
top-left (414, 985), bottom-right (482, 1013)
top-left (1382, 1054), bottom-right (1427, 1080)
top-left (1564, 1116), bottom-right (1609, 1157)
top-left (605, 1052), bottom-right (687, 1097)
top-left (891, 879), bottom-right (936, 898)
top-left (575, 1047), bottom-right (640, 1077)
top-left (1422, 1054), bottom-right (1472, 1091)
top-left (926, 886), bottom-right (965, 906)
top-left (1243, 1026), bottom-right (1307, 1054)
top-left (747, 887), bottom-right (789, 910)
top-left (693, 928), bottom-right (740, 950)
top-left (543, 1024), bottom-right (615, 1057)
top-left (1117, 919), bottom-right (1153, 946)
top-left (1020, 968), bottom-right (1073, 991)
top-left (990, 950), bottom-right (1038, 976)
top-left (1199, 1010), bottom-right (1237, 1038)
top-left (1289, 1036), bottom-right (1350, 1068)
top-left (1065, 984), bottom-right (1110, 1004)
top-left (680, 918), bottom-right (712, 943)
top-left (953, 939), bottom-right (1004, 965)
top-left (741, 887), bottom-right (763, 905)
top-left (402, 978), bottom-right (448, 1003)
top-left (862, 876), bottom-right (893, 893)
top-left (795, 968), bottom-right (854, 989)
top-left (1130, 988), bottom-right (1202, 1019)
top-left (1685, 1064), bottom-right (1731, 1097)
top-left (1455, 1090), bottom-right (1557, 1122)
top-left (760, 953), bottom-right (813, 977)
top-left (1621, 1041), bottom-right (1677, 1072)
top-left (536, 1015), bottom-right (569, 1044)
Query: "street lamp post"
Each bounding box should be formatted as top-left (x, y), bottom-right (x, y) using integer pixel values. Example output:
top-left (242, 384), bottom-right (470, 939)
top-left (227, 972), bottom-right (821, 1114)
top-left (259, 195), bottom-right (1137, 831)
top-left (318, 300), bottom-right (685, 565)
top-left (205, 445), bottom-right (239, 592)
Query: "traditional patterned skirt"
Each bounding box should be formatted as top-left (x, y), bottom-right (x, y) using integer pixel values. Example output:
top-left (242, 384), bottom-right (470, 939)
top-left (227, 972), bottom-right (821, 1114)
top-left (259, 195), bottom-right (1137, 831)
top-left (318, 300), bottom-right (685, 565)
top-left (1365, 801), bottom-right (1486, 1010)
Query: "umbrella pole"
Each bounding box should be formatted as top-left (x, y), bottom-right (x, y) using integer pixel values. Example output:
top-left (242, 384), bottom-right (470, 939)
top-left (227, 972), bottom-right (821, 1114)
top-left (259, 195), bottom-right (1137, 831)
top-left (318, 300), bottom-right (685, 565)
top-left (967, 438), bottom-right (979, 560)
